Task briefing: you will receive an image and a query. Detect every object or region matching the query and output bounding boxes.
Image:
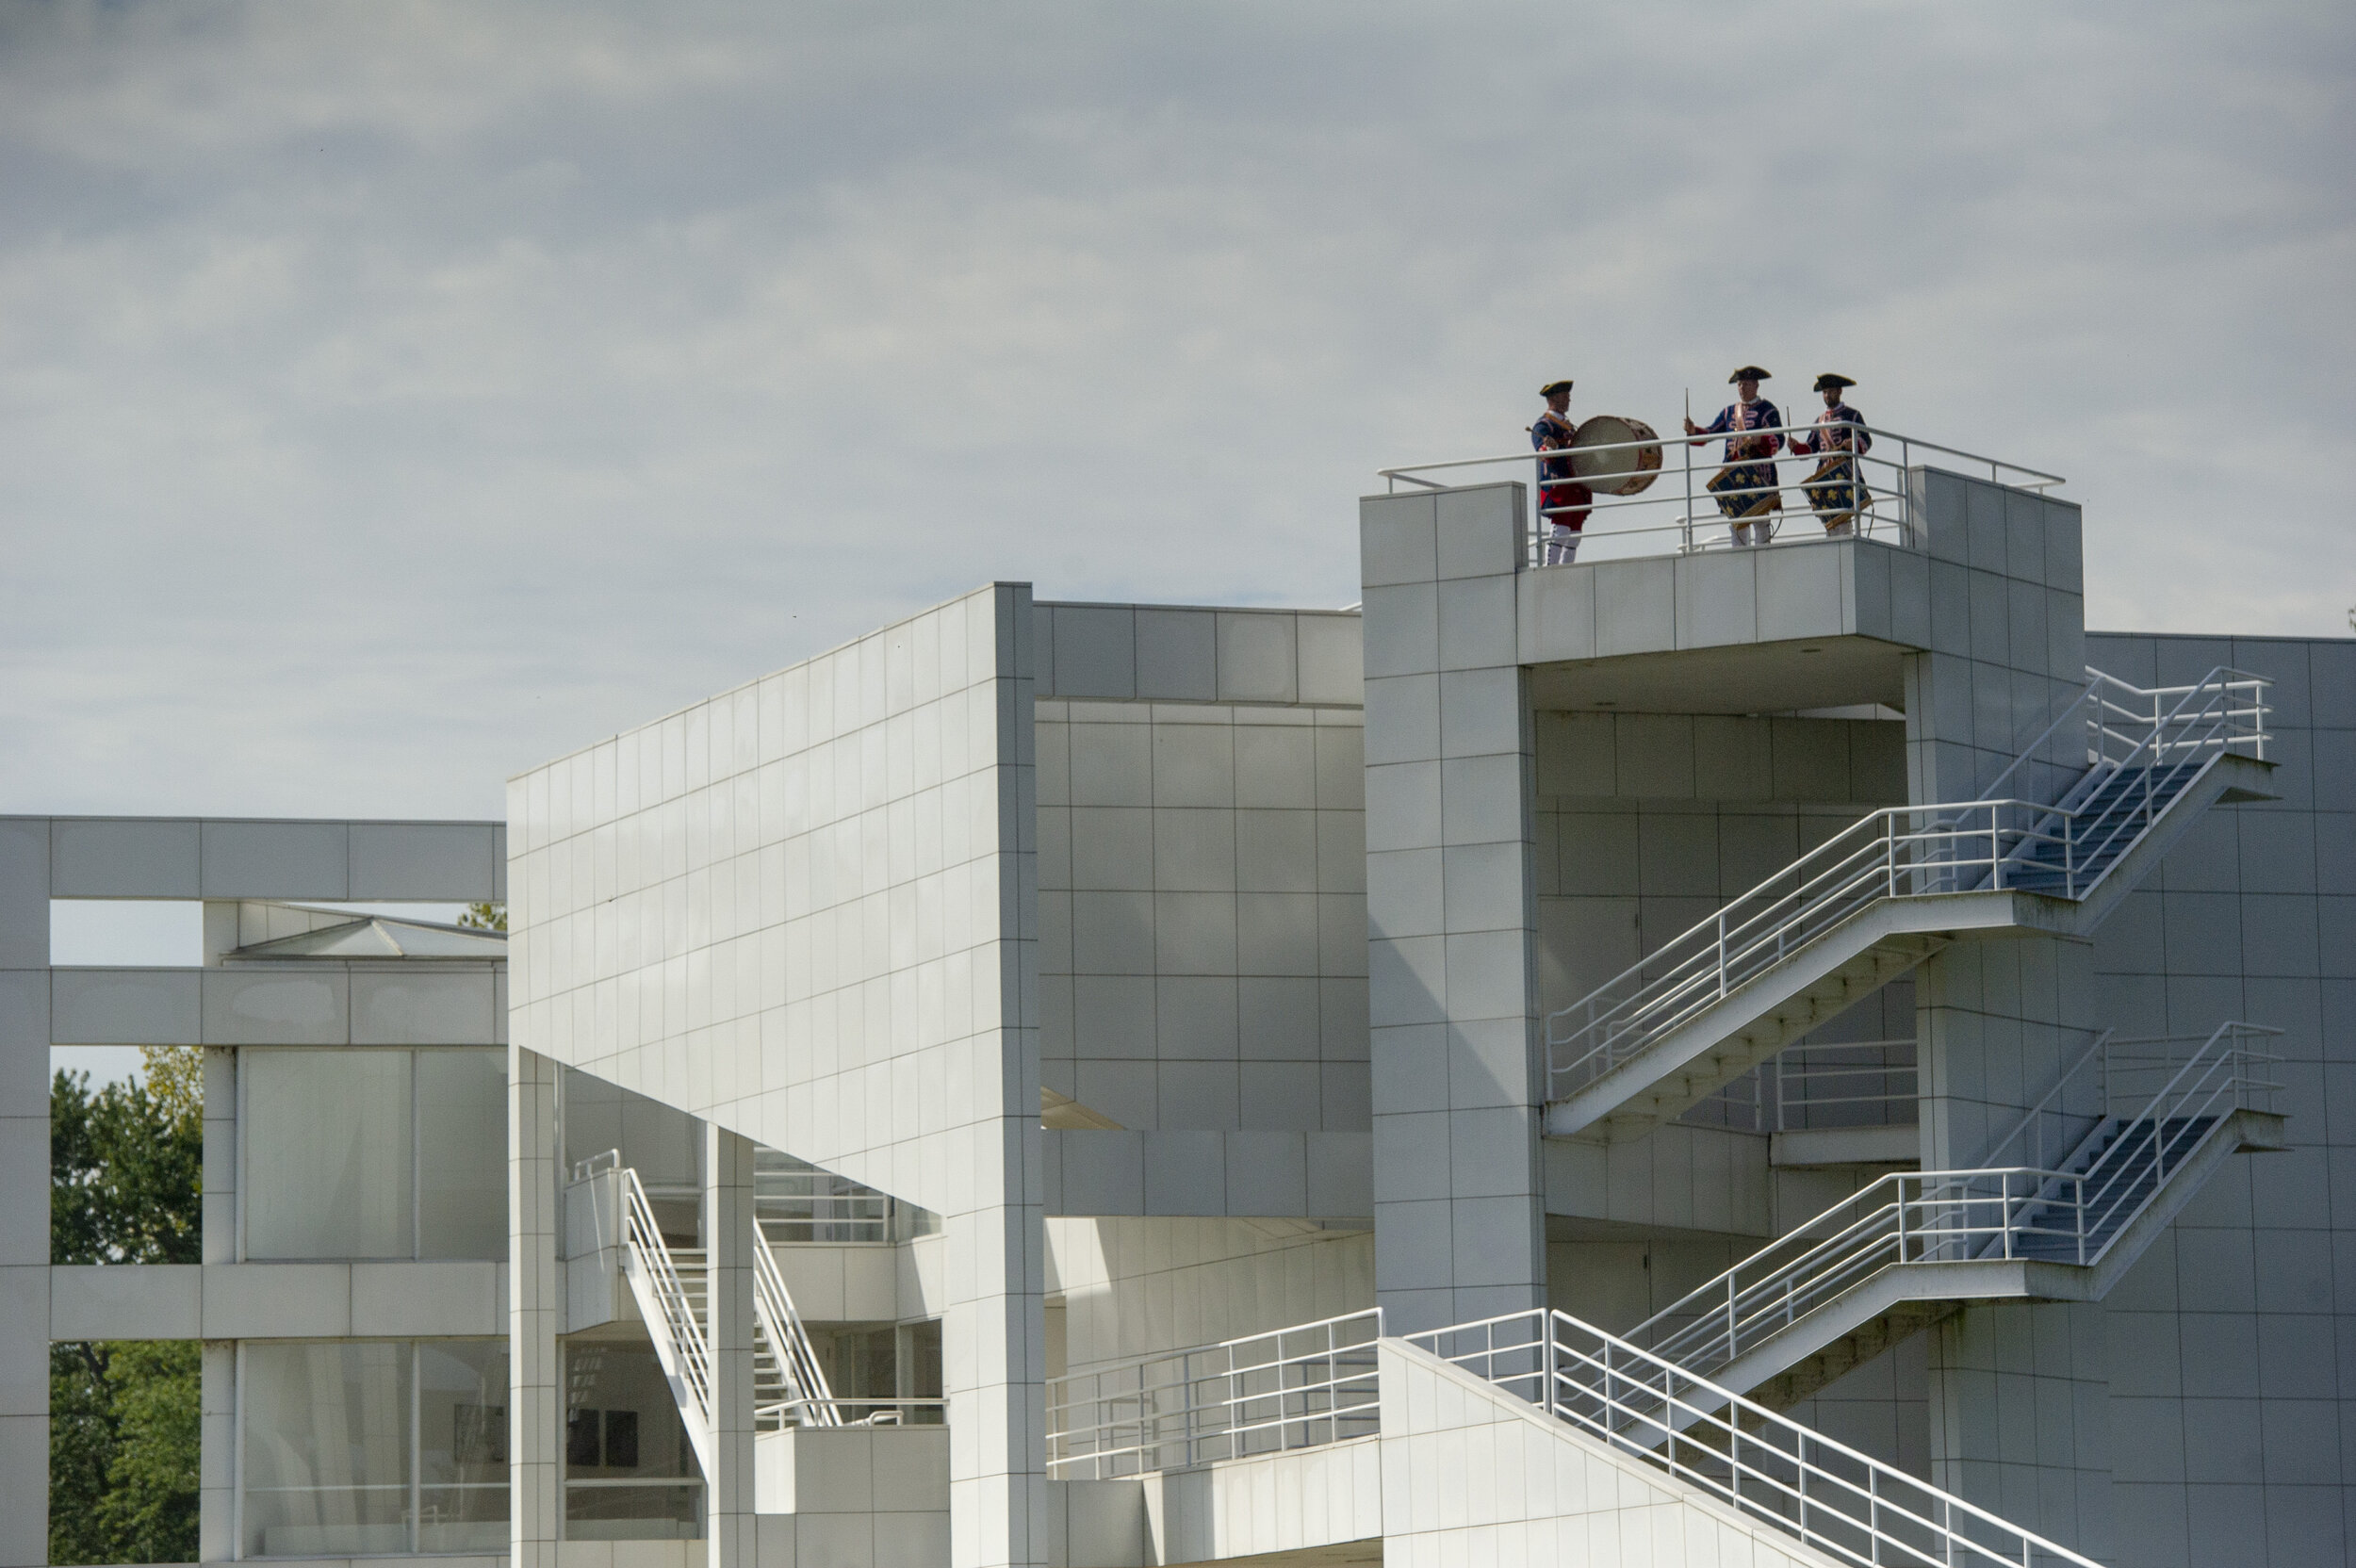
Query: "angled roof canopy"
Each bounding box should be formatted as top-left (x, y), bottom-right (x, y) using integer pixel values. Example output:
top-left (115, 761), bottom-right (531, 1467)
top-left (229, 903), bottom-right (506, 961)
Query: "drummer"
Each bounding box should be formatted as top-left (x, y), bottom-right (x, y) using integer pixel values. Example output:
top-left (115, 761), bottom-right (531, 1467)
top-left (1531, 379), bottom-right (1592, 565)
top-left (1789, 373), bottom-right (1872, 537)
top-left (1683, 366), bottom-right (1784, 547)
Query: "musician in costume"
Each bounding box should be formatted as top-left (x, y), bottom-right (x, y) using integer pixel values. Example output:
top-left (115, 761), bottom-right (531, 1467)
top-left (1682, 366), bottom-right (1783, 547)
top-left (1789, 373), bottom-right (1871, 537)
top-left (1531, 380), bottom-right (1592, 565)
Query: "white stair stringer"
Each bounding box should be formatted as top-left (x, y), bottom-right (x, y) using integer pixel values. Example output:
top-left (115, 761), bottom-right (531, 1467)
top-left (1402, 1312), bottom-right (2106, 1568)
top-left (1731, 1111), bottom-right (2280, 1413)
top-left (1378, 1337), bottom-right (1859, 1568)
top-left (1544, 663), bottom-right (2278, 1144)
top-left (614, 1170), bottom-right (716, 1475)
top-left (612, 1164), bottom-right (843, 1480)
top-left (1619, 1024), bottom-right (2285, 1414)
top-left (1547, 906), bottom-right (1993, 1143)
top-left (2014, 750), bottom-right (2275, 934)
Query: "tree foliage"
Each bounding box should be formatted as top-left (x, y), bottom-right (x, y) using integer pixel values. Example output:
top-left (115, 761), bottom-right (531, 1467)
top-left (52, 1050), bottom-right (202, 1268)
top-left (459, 900), bottom-right (508, 931)
top-left (50, 1050), bottom-right (204, 1565)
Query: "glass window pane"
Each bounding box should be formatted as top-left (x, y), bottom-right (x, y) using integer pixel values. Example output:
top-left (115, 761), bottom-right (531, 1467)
top-left (562, 1342), bottom-right (702, 1541)
top-left (241, 1342), bottom-right (411, 1558)
top-left (418, 1340), bottom-right (510, 1552)
top-left (244, 1050), bottom-right (414, 1260)
top-left (563, 1344), bottom-right (700, 1481)
top-left (417, 1050), bottom-right (508, 1259)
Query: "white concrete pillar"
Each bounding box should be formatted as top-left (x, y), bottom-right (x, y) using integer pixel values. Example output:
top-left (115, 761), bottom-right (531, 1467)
top-left (1901, 474), bottom-right (2111, 1559)
top-left (704, 1123), bottom-right (757, 1568)
top-left (202, 1047), bottom-right (237, 1264)
top-left (200, 1341), bottom-right (237, 1560)
top-left (1359, 487), bottom-right (1547, 1336)
top-left (509, 1044), bottom-right (563, 1568)
top-left (0, 816), bottom-right (49, 1568)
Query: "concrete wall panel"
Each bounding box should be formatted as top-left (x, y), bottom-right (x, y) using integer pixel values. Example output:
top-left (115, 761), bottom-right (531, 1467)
top-left (349, 822), bottom-right (500, 901)
top-left (199, 820), bottom-right (351, 900)
top-left (52, 968), bottom-right (201, 1044)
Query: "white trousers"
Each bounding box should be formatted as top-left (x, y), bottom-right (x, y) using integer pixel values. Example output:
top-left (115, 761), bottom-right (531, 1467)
top-left (1730, 519), bottom-right (1775, 547)
top-left (1544, 526), bottom-right (1582, 565)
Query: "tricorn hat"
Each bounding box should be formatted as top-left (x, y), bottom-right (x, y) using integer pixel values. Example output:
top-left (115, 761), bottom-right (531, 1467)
top-left (1728, 366), bottom-right (1771, 384)
top-left (1812, 372), bottom-right (1856, 392)
top-left (1539, 380), bottom-right (1574, 398)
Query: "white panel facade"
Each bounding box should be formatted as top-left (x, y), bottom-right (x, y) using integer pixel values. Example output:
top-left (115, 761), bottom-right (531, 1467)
top-left (509, 583), bottom-right (1048, 1568)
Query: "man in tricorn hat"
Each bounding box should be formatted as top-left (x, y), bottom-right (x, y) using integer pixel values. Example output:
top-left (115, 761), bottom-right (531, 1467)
top-left (1683, 366), bottom-right (1783, 547)
top-left (1789, 373), bottom-right (1872, 537)
top-left (1531, 379), bottom-right (1592, 565)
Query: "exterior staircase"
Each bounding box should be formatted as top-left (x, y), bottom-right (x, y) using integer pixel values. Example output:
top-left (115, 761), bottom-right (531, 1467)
top-left (1545, 665), bottom-right (2275, 1142)
top-left (601, 1161), bottom-right (843, 1474)
top-left (1049, 1305), bottom-right (2111, 1568)
top-left (1614, 1022), bottom-right (2286, 1413)
top-left (658, 1247), bottom-right (805, 1436)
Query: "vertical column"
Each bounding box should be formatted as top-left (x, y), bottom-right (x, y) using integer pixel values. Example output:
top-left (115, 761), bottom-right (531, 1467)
top-left (1361, 487), bottom-right (1546, 1335)
top-left (1902, 474), bottom-right (2111, 1557)
top-left (199, 1342), bottom-right (237, 1561)
top-left (943, 583), bottom-right (1050, 1568)
top-left (509, 1044), bottom-right (562, 1568)
top-left (703, 1124), bottom-right (756, 1568)
top-left (200, 1046), bottom-right (238, 1558)
top-left (0, 817), bottom-right (48, 1568)
top-left (201, 1048), bottom-right (237, 1262)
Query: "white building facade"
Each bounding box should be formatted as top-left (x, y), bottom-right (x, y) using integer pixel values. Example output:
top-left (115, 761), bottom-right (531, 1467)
top-left (8, 451), bottom-right (2353, 1568)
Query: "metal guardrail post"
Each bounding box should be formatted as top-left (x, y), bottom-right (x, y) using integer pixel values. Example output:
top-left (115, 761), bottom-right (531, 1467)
top-left (2074, 1173), bottom-right (2088, 1266)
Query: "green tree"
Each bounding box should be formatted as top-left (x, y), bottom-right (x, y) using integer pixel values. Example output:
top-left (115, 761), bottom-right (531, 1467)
top-left (50, 1046), bottom-right (204, 1565)
top-left (459, 900), bottom-right (507, 931)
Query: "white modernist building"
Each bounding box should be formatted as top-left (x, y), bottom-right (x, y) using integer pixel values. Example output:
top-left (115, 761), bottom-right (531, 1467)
top-left (7, 434), bottom-right (2353, 1568)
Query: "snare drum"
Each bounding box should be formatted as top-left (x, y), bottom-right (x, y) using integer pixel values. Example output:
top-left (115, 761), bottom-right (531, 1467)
top-left (1569, 416), bottom-right (1664, 497)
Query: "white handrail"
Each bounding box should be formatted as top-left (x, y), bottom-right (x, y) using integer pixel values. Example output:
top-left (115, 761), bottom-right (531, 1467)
top-left (1408, 1308), bottom-right (2105, 1568)
top-left (1045, 1301), bottom-right (2112, 1568)
top-left (1383, 421), bottom-right (2063, 492)
top-left (1044, 1309), bottom-right (1383, 1480)
top-left (1380, 420), bottom-right (2065, 564)
top-left (1687, 1038), bottom-right (1919, 1135)
top-left (615, 1166), bottom-right (715, 1468)
top-left (1545, 666), bottom-right (2270, 1103)
top-left (1623, 1023), bottom-right (2282, 1383)
top-left (751, 1228), bottom-right (843, 1427)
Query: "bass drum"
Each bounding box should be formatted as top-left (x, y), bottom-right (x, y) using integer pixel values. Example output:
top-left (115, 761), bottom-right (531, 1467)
top-left (1569, 415), bottom-right (1663, 497)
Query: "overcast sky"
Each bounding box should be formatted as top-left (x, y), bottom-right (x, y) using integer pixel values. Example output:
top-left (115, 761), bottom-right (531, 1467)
top-left (3, 0), bottom-right (2350, 825)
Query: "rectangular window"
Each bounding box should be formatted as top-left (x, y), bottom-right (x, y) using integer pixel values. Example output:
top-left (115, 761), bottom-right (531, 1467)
top-left (239, 1343), bottom-right (412, 1558)
top-left (244, 1052), bottom-right (414, 1259)
top-left (242, 1049), bottom-right (506, 1261)
top-left (418, 1342), bottom-right (510, 1553)
top-left (417, 1051), bottom-right (508, 1258)
top-left (240, 1340), bottom-right (508, 1559)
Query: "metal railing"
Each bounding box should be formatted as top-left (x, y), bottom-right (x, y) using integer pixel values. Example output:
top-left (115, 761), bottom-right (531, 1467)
top-left (595, 1155), bottom-right (861, 1443)
top-left (1545, 666), bottom-right (2270, 1103)
top-left (1408, 1309), bottom-right (2102, 1568)
top-left (1624, 1022), bottom-right (2281, 1383)
top-left (1043, 1300), bottom-right (2111, 1567)
top-left (1682, 1039), bottom-right (1920, 1135)
top-left (756, 1151), bottom-right (896, 1244)
top-left (770, 1396), bottom-right (948, 1427)
top-left (751, 1221), bottom-right (843, 1428)
top-left (1044, 1310), bottom-right (1383, 1479)
top-left (615, 1165), bottom-right (716, 1468)
top-left (1379, 421), bottom-right (2064, 565)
